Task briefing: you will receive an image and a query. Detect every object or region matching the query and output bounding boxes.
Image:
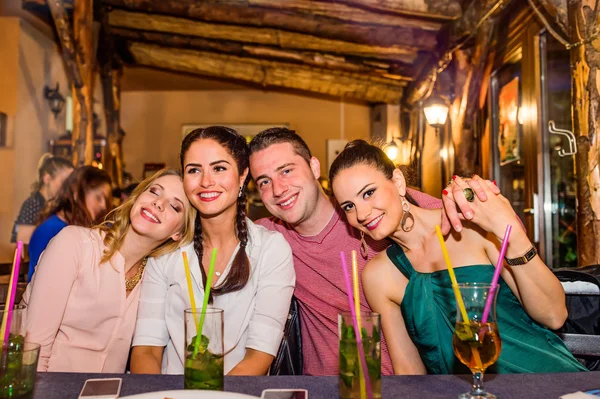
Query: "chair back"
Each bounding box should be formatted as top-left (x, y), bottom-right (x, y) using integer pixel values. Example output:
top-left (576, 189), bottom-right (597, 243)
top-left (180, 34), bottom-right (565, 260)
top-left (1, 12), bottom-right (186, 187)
top-left (269, 296), bottom-right (303, 375)
top-left (554, 266), bottom-right (600, 370)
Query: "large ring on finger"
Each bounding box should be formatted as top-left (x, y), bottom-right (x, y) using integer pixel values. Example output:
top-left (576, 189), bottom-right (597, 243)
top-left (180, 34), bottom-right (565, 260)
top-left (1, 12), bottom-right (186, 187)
top-left (463, 188), bottom-right (475, 202)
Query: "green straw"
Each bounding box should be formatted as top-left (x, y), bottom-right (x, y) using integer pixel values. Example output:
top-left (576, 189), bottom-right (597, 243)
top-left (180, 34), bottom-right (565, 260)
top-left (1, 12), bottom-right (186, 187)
top-left (193, 248), bottom-right (218, 357)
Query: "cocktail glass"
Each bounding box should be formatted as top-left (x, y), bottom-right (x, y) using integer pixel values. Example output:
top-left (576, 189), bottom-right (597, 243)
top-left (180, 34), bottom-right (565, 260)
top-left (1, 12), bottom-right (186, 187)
top-left (452, 283), bottom-right (501, 399)
top-left (184, 307), bottom-right (224, 391)
top-left (0, 305), bottom-right (40, 399)
top-left (338, 311), bottom-right (381, 399)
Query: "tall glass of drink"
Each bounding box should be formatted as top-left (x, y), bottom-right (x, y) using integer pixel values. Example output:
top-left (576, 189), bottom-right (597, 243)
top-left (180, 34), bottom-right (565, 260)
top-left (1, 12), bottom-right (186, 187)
top-left (452, 283), bottom-right (501, 399)
top-left (184, 307), bottom-right (224, 391)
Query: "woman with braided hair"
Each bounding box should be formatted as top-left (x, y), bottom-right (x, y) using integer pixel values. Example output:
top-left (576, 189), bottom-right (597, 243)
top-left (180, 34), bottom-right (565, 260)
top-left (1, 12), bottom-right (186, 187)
top-left (131, 126), bottom-right (295, 376)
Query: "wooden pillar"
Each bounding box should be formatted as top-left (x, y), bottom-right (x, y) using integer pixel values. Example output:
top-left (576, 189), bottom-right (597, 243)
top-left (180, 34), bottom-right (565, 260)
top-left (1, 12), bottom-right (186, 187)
top-left (73, 0), bottom-right (94, 166)
top-left (109, 68), bottom-right (124, 188)
top-left (449, 11), bottom-right (496, 177)
top-left (567, 0), bottom-right (600, 266)
top-left (47, 0), bottom-right (88, 166)
top-left (100, 8), bottom-right (124, 188)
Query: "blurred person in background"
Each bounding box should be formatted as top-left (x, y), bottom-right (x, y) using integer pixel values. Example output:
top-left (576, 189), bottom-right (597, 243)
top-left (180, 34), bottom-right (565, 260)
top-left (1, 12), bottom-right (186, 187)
top-left (11, 154), bottom-right (73, 244)
top-left (27, 166), bottom-right (113, 282)
top-left (113, 183), bottom-right (140, 207)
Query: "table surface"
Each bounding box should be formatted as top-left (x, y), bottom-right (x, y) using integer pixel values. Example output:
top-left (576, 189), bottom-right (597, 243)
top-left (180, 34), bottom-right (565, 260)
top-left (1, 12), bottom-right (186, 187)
top-left (32, 371), bottom-right (600, 399)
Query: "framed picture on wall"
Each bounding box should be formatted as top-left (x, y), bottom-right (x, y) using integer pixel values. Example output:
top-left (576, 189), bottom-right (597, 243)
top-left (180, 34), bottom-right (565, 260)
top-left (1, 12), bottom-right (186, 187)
top-left (326, 139), bottom-right (348, 173)
top-left (497, 77), bottom-right (521, 166)
top-left (181, 124), bottom-right (289, 142)
top-left (0, 112), bottom-right (6, 147)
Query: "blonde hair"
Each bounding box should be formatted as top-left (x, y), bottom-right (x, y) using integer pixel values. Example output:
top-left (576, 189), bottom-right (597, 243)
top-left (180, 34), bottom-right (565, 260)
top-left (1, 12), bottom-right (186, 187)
top-left (97, 169), bottom-right (196, 263)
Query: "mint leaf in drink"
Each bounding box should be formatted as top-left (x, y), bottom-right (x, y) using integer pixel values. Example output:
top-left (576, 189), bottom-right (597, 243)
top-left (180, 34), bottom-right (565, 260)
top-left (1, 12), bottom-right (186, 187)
top-left (187, 334), bottom-right (210, 354)
top-left (454, 324), bottom-right (477, 342)
top-left (343, 325), bottom-right (355, 341)
top-left (360, 327), bottom-right (368, 340)
top-left (372, 325), bottom-right (380, 343)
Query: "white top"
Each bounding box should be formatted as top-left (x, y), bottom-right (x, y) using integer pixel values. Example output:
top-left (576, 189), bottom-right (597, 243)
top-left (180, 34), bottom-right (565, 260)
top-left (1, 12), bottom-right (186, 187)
top-left (132, 219), bottom-right (296, 374)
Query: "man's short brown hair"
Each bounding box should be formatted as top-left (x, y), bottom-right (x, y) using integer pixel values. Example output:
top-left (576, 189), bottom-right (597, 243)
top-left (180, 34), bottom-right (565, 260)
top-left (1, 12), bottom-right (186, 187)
top-left (249, 127), bottom-right (312, 164)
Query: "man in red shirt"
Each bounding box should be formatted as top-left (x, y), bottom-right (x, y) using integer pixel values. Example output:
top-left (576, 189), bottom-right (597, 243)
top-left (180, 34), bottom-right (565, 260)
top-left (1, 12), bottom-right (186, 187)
top-left (249, 128), bottom-right (492, 375)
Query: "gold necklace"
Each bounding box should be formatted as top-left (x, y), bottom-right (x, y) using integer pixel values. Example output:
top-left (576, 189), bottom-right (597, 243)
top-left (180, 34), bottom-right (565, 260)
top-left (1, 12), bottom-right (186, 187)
top-left (125, 257), bottom-right (147, 291)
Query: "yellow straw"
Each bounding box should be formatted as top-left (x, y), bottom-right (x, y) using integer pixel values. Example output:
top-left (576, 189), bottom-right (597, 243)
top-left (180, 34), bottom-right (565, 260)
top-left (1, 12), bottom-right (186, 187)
top-left (435, 225), bottom-right (469, 323)
top-left (435, 225), bottom-right (483, 369)
top-left (351, 251), bottom-right (362, 328)
top-left (193, 248), bottom-right (217, 357)
top-left (182, 251), bottom-right (198, 326)
top-left (351, 250), bottom-right (367, 399)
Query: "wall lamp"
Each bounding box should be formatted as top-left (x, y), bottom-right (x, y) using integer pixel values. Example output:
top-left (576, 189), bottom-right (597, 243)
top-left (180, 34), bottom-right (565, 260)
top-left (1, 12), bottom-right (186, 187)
top-left (44, 83), bottom-right (66, 119)
top-left (423, 94), bottom-right (449, 134)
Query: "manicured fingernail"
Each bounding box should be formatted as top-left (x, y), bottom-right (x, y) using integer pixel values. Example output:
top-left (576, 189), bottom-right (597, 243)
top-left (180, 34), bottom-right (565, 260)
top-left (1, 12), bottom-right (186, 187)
top-left (465, 211), bottom-right (473, 218)
top-left (452, 175), bottom-right (457, 181)
top-left (442, 189), bottom-right (449, 196)
top-left (493, 180), bottom-right (497, 186)
top-left (454, 224), bottom-right (462, 232)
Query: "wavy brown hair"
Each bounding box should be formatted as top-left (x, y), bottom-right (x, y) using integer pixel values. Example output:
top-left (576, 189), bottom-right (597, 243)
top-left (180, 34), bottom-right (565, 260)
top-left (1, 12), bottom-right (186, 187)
top-left (40, 166), bottom-right (112, 226)
top-left (98, 169), bottom-right (196, 264)
top-left (180, 126), bottom-right (251, 301)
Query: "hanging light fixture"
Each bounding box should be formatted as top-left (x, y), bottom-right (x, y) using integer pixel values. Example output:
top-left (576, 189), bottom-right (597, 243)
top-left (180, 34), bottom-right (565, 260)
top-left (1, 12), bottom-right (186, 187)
top-left (423, 94), bottom-right (449, 131)
top-left (384, 137), bottom-right (412, 166)
top-left (44, 83), bottom-right (66, 119)
top-left (384, 140), bottom-right (399, 161)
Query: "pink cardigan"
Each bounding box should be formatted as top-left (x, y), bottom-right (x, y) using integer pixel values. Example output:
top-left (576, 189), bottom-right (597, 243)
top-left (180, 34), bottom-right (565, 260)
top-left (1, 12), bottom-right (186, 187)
top-left (22, 226), bottom-right (142, 373)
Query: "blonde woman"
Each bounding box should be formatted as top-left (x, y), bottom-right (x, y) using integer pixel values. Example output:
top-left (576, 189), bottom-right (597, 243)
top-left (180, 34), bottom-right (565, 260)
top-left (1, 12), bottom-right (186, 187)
top-left (23, 169), bottom-right (196, 373)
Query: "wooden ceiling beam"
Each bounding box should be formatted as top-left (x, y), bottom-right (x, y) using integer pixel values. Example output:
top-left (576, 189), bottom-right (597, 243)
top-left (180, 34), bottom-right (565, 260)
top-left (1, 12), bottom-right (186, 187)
top-left (112, 28), bottom-right (414, 81)
top-left (243, 0), bottom-right (442, 30)
top-left (103, 0), bottom-right (439, 50)
top-left (404, 0), bottom-right (506, 105)
top-left (109, 9), bottom-right (420, 62)
top-left (128, 42), bottom-right (404, 103)
top-left (335, 0), bottom-right (462, 20)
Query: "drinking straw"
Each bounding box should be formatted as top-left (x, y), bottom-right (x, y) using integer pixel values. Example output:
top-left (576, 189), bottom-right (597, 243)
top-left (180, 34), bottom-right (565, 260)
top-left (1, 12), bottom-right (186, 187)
top-left (351, 250), bottom-right (362, 329)
top-left (182, 251), bottom-right (198, 326)
top-left (340, 251), bottom-right (373, 399)
top-left (434, 226), bottom-right (483, 369)
top-left (193, 248), bottom-right (217, 357)
top-left (434, 226), bottom-right (469, 323)
top-left (351, 250), bottom-right (366, 399)
top-left (481, 224), bottom-right (512, 324)
top-left (0, 241), bottom-right (23, 346)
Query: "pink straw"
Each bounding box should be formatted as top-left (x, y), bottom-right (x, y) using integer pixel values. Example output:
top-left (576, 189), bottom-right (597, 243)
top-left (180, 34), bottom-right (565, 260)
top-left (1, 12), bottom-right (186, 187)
top-left (481, 225), bottom-right (512, 324)
top-left (2, 241), bottom-right (22, 345)
top-left (340, 251), bottom-right (373, 399)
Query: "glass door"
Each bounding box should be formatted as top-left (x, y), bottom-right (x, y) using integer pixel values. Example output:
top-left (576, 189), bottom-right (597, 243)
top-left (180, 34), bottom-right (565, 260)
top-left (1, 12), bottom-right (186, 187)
top-left (539, 31), bottom-right (578, 268)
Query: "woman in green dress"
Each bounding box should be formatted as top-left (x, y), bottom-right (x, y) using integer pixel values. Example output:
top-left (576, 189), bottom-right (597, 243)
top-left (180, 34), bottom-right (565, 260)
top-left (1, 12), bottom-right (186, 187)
top-left (329, 140), bottom-right (586, 374)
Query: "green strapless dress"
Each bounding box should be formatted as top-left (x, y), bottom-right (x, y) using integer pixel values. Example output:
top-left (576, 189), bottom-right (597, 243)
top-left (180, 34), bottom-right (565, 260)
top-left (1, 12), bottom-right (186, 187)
top-left (386, 243), bottom-right (587, 374)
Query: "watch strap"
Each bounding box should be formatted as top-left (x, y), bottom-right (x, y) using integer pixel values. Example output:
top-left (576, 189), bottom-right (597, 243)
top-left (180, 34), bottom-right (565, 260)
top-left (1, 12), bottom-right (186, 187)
top-left (505, 245), bottom-right (537, 266)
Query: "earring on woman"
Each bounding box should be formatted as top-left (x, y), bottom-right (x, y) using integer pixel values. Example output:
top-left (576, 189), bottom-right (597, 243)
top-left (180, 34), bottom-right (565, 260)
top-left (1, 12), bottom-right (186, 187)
top-left (400, 196), bottom-right (415, 232)
top-left (360, 231), bottom-right (369, 259)
top-left (238, 186), bottom-right (243, 198)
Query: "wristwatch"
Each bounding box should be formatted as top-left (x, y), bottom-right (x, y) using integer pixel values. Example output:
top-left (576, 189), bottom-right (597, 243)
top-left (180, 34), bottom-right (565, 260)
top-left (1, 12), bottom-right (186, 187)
top-left (504, 245), bottom-right (538, 266)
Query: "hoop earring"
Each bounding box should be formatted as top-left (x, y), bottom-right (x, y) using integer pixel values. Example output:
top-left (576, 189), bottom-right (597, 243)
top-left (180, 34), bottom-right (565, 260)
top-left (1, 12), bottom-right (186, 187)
top-left (360, 231), bottom-right (369, 259)
top-left (400, 196), bottom-right (414, 232)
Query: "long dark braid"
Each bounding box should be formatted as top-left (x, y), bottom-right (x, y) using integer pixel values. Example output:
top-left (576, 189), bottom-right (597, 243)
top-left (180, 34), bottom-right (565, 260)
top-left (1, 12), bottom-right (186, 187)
top-left (181, 126), bottom-right (251, 303)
